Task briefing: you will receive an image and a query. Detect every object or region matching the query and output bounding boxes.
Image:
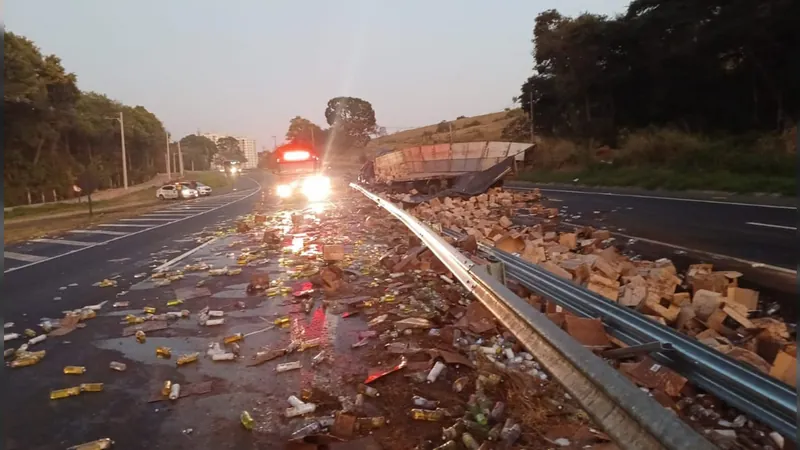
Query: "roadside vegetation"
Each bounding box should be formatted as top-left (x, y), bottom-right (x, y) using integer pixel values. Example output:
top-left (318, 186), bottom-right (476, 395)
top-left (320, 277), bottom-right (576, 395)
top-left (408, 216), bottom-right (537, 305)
top-left (363, 0), bottom-right (798, 195)
top-left (3, 31), bottom-right (244, 207)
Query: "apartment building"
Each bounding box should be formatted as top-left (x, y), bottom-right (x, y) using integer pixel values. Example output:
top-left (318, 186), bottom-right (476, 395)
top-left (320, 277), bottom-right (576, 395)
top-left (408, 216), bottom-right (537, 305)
top-left (202, 133), bottom-right (258, 169)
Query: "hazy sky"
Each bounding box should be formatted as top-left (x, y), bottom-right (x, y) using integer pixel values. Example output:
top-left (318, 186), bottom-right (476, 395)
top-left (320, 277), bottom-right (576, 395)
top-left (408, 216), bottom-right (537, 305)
top-left (6, 0), bottom-right (629, 150)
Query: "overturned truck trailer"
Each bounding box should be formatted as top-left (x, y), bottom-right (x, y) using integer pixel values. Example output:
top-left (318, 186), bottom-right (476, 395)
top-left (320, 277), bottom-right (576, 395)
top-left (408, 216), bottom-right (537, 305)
top-left (366, 141), bottom-right (533, 195)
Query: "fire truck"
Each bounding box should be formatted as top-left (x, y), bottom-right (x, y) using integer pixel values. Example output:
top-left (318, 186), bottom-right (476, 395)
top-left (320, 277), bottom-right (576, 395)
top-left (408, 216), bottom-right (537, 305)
top-left (270, 143), bottom-right (331, 201)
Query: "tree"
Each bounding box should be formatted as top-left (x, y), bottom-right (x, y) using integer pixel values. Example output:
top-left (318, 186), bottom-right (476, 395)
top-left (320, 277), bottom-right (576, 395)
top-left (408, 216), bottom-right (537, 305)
top-left (285, 116), bottom-right (327, 152)
top-left (324, 97), bottom-right (377, 150)
top-left (179, 134), bottom-right (217, 170)
top-left (216, 136), bottom-right (245, 162)
top-left (4, 31), bottom-right (169, 206)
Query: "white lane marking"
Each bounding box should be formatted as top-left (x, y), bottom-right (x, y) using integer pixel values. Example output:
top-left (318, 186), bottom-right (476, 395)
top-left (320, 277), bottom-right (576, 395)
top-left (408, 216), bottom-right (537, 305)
top-left (153, 237), bottom-right (219, 272)
top-left (142, 213), bottom-right (193, 217)
top-left (99, 223), bottom-right (153, 228)
top-left (119, 218), bottom-right (176, 222)
top-left (510, 186), bottom-right (796, 210)
top-left (31, 238), bottom-right (95, 247)
top-left (69, 229), bottom-right (129, 236)
top-left (745, 222), bottom-right (797, 231)
top-left (4, 251), bottom-right (47, 262)
top-left (561, 220), bottom-right (797, 275)
top-left (4, 178), bottom-right (262, 274)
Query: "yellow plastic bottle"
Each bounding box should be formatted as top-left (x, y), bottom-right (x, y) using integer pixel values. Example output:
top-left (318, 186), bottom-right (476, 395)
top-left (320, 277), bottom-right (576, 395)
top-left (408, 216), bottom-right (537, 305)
top-left (155, 347), bottom-right (172, 358)
top-left (273, 317), bottom-right (290, 326)
top-left (176, 352), bottom-right (199, 366)
top-left (67, 437), bottom-right (113, 450)
top-left (162, 380), bottom-right (172, 396)
top-left (410, 409), bottom-right (444, 421)
top-left (50, 386), bottom-right (81, 399)
top-left (135, 330), bottom-right (146, 343)
top-left (241, 411), bottom-right (255, 430)
top-left (63, 366), bottom-right (87, 375)
top-left (80, 383), bottom-right (104, 392)
top-left (143, 306), bottom-right (156, 314)
top-left (166, 299), bottom-right (183, 307)
top-left (223, 333), bottom-right (244, 344)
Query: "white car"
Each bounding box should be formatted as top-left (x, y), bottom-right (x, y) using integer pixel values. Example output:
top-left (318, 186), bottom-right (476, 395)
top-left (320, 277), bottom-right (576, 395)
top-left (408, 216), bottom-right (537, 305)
top-left (157, 184), bottom-right (198, 200)
top-left (196, 182), bottom-right (212, 196)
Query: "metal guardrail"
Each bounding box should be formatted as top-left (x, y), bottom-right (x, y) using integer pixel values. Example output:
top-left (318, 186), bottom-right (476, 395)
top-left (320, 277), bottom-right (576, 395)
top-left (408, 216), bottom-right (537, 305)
top-left (468, 242), bottom-right (798, 443)
top-left (350, 183), bottom-right (716, 450)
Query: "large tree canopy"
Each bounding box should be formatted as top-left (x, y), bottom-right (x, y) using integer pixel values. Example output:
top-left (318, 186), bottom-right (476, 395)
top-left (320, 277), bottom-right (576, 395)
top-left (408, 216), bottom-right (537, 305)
top-left (285, 116), bottom-right (327, 152)
top-left (4, 31), bottom-right (169, 206)
top-left (520, 0), bottom-right (799, 144)
top-left (324, 96), bottom-right (377, 149)
top-left (215, 136), bottom-right (245, 162)
top-left (178, 134), bottom-right (217, 170)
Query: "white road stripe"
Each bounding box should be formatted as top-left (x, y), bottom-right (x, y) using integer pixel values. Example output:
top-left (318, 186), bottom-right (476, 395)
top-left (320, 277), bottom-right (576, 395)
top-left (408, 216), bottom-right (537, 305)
top-left (5, 251), bottom-right (47, 262)
top-left (745, 222), bottom-right (797, 231)
top-left (154, 237), bottom-right (219, 272)
top-left (98, 223), bottom-right (153, 228)
top-left (143, 213), bottom-right (193, 216)
top-left (70, 229), bottom-right (129, 236)
top-left (4, 178), bottom-right (262, 274)
top-left (119, 218), bottom-right (177, 222)
top-left (31, 238), bottom-right (95, 247)
top-left (510, 186), bottom-right (796, 210)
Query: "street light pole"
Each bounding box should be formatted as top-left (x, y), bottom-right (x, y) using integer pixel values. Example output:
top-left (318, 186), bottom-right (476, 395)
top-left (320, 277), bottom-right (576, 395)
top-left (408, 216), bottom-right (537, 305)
top-left (165, 132), bottom-right (172, 180)
top-left (177, 140), bottom-right (185, 176)
top-left (272, 136), bottom-right (277, 150)
top-left (119, 112), bottom-right (128, 189)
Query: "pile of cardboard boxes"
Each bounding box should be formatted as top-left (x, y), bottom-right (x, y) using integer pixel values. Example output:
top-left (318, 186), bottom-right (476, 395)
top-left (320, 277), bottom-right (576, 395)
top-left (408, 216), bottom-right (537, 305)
top-left (408, 188), bottom-right (796, 389)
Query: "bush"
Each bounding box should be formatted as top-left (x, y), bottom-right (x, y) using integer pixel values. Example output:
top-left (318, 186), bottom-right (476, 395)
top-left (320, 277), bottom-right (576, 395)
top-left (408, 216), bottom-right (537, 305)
top-left (435, 121), bottom-right (449, 133)
top-left (456, 115), bottom-right (466, 120)
top-left (463, 120), bottom-right (482, 128)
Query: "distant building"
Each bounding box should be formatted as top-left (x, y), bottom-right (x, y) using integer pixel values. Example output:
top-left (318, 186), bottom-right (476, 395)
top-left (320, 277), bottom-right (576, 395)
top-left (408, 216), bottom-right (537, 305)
top-left (201, 133), bottom-right (257, 169)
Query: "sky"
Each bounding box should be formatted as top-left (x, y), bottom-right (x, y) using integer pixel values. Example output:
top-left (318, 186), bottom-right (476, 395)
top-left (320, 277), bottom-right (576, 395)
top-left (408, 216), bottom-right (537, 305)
top-left (5, 0), bottom-right (629, 151)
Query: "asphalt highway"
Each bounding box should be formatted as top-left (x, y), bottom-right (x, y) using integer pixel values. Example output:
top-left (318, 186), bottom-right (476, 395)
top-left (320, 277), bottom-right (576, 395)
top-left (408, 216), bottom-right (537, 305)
top-left (507, 183), bottom-right (797, 271)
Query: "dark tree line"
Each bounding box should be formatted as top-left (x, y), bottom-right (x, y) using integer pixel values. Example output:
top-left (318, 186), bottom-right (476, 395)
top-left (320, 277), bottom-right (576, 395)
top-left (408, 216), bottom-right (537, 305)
top-left (518, 0), bottom-right (799, 145)
top-left (4, 31), bottom-right (171, 206)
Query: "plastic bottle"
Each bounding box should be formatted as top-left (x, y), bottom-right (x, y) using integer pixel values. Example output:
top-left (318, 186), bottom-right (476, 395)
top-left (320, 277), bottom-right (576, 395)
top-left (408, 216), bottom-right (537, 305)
top-left (205, 318), bottom-right (225, 326)
top-left (461, 433), bottom-right (480, 450)
top-left (356, 416), bottom-right (387, 431)
top-left (223, 333), bottom-right (244, 344)
top-left (162, 380), bottom-right (172, 396)
top-left (500, 423), bottom-right (521, 445)
top-left (211, 352), bottom-right (235, 361)
top-left (109, 361), bottom-right (127, 372)
top-left (67, 437), bottom-right (114, 450)
top-left (176, 353), bottom-right (199, 366)
top-left (273, 317), bottom-right (290, 325)
top-left (166, 299), bottom-right (183, 307)
top-left (311, 351), bottom-right (326, 366)
top-left (64, 366), bottom-right (87, 375)
top-left (291, 421), bottom-right (322, 439)
top-left (285, 402), bottom-right (317, 417)
top-left (276, 361), bottom-right (302, 372)
top-left (4, 333), bottom-right (20, 342)
top-left (488, 423), bottom-right (503, 441)
top-left (490, 401), bottom-right (506, 421)
top-left (50, 386), bottom-right (81, 399)
top-left (156, 347), bottom-right (172, 358)
top-left (135, 330), bottom-right (146, 343)
top-left (426, 361), bottom-right (446, 383)
top-left (357, 384), bottom-right (380, 397)
top-left (241, 411), bottom-right (255, 430)
top-left (453, 376), bottom-right (469, 393)
top-left (412, 396), bottom-right (439, 409)
top-left (410, 408), bottom-right (445, 421)
top-left (208, 310), bottom-right (224, 317)
top-left (28, 335), bottom-right (46, 345)
top-left (24, 328), bottom-right (37, 338)
top-left (442, 421), bottom-right (465, 440)
top-left (143, 307), bottom-right (156, 314)
top-left (80, 383), bottom-right (104, 392)
top-left (169, 383), bottom-right (181, 400)
top-left (288, 395), bottom-right (305, 408)
top-left (433, 441), bottom-right (458, 450)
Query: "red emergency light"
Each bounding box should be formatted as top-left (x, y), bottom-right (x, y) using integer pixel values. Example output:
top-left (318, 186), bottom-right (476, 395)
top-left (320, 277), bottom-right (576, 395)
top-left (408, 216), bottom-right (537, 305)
top-left (281, 150), bottom-right (311, 162)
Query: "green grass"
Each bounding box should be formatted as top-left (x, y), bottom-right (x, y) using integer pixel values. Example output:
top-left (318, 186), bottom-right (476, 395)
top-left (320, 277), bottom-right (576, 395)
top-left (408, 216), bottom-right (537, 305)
top-left (4, 188), bottom-right (159, 220)
top-left (517, 166), bottom-right (796, 196)
top-left (178, 171), bottom-right (229, 188)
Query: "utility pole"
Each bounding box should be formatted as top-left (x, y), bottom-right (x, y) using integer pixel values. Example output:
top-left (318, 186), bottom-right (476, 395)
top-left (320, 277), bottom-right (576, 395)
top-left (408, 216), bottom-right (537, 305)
top-left (119, 112), bottom-right (128, 189)
top-left (177, 140), bottom-right (185, 176)
top-left (165, 132), bottom-right (172, 180)
top-left (529, 90), bottom-right (535, 143)
top-left (448, 122), bottom-right (454, 145)
top-left (272, 136), bottom-right (277, 149)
